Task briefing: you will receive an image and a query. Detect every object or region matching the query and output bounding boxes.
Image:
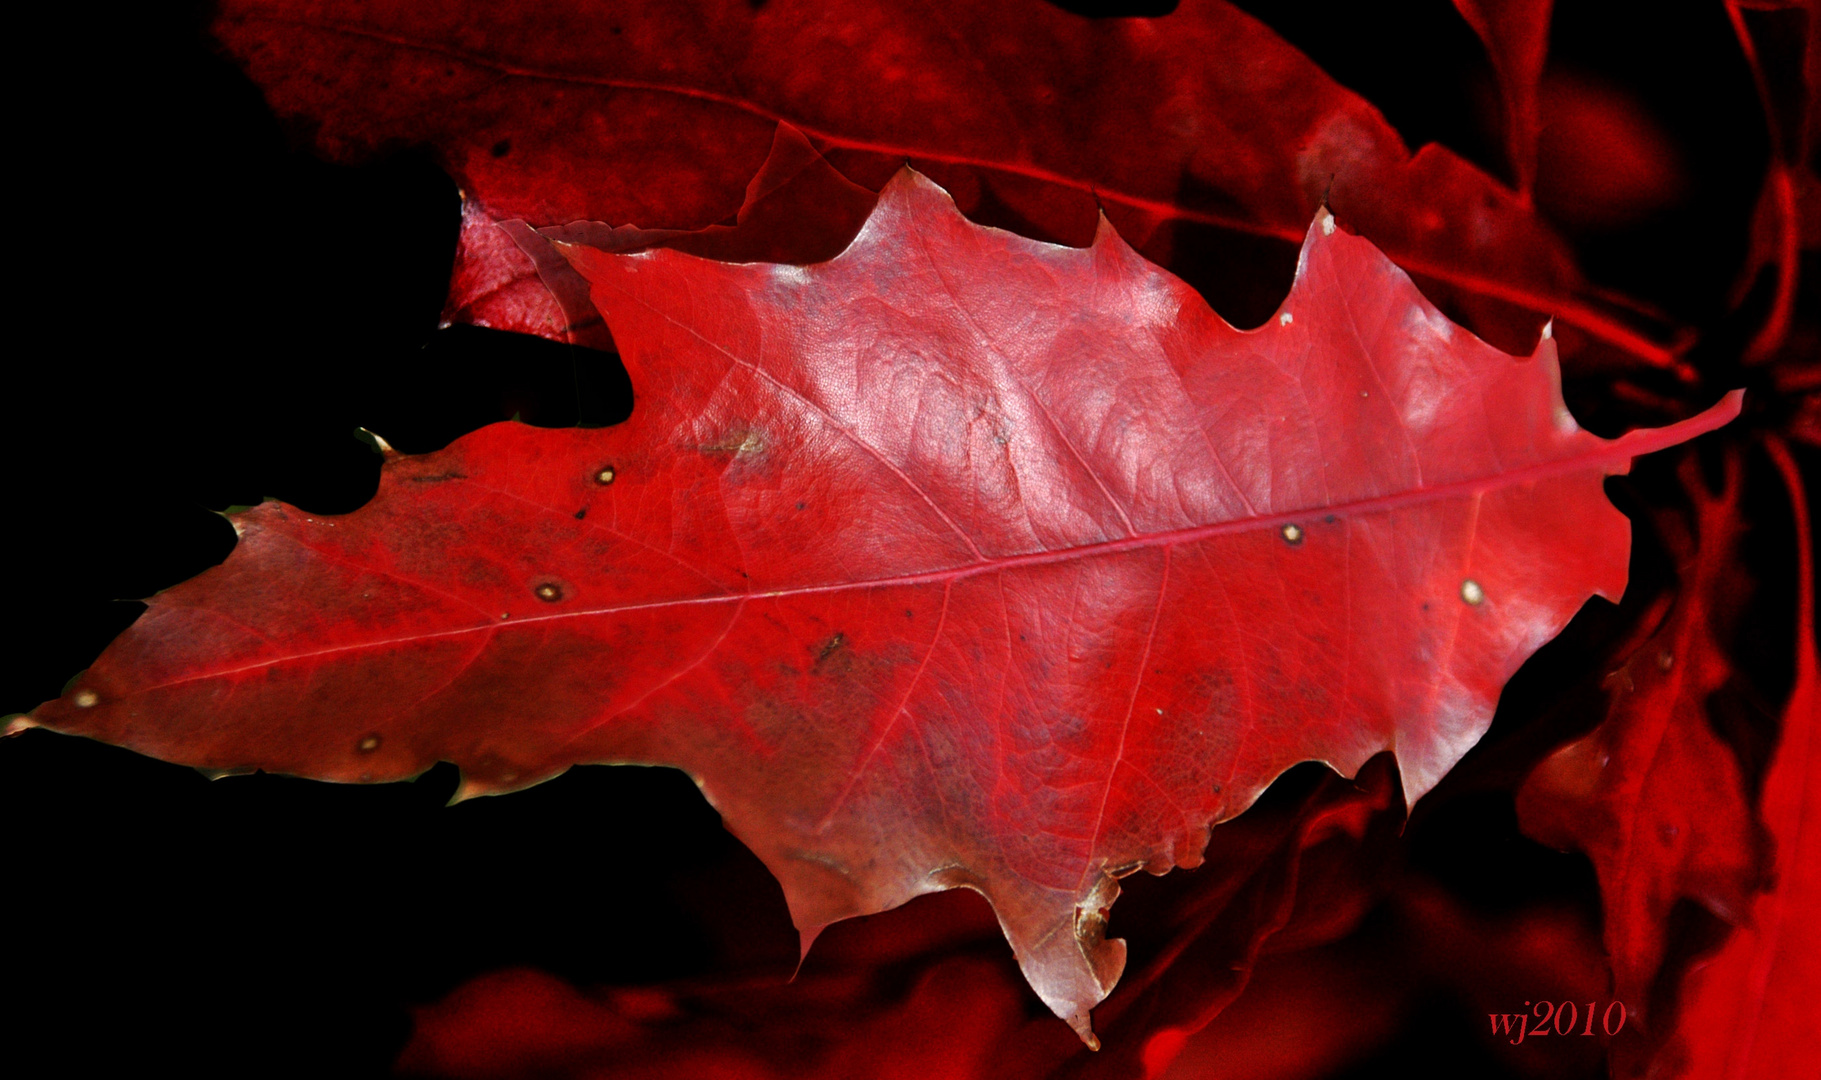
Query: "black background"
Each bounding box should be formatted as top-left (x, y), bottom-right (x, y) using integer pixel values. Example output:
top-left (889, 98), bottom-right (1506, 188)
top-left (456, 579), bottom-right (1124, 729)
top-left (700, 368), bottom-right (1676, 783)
top-left (3, 2), bottom-right (1803, 1076)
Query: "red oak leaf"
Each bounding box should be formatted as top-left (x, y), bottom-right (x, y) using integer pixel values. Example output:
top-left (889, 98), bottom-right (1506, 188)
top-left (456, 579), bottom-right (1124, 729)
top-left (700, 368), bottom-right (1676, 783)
top-left (1516, 452), bottom-right (1762, 1038)
top-left (18, 168), bottom-right (1736, 1041)
top-left (1668, 437), bottom-right (1819, 1080)
top-left (210, 0), bottom-right (1678, 370)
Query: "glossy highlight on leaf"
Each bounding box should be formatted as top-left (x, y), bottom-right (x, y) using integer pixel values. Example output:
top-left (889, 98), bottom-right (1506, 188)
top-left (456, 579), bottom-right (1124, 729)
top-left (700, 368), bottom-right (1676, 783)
top-left (22, 165), bottom-right (1736, 1041)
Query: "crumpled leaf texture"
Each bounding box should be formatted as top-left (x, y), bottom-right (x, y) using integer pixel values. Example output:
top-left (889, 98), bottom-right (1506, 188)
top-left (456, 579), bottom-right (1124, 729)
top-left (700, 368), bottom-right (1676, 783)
top-left (25, 170), bottom-right (1736, 1038)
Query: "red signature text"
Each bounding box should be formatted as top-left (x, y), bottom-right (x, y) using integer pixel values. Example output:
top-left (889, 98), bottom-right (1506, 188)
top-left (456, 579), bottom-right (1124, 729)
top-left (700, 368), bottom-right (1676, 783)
top-left (1490, 1000), bottom-right (1627, 1045)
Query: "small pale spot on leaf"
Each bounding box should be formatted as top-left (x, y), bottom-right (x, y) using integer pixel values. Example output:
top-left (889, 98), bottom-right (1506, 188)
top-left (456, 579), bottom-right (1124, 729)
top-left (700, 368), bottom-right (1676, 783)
top-left (535, 583), bottom-right (564, 602)
top-left (73, 690), bottom-right (99, 709)
top-left (358, 734), bottom-right (382, 753)
top-left (1279, 311), bottom-right (1293, 326)
top-left (1281, 524), bottom-right (1304, 545)
top-left (594, 466), bottom-right (616, 485)
top-left (1460, 579), bottom-right (1485, 605)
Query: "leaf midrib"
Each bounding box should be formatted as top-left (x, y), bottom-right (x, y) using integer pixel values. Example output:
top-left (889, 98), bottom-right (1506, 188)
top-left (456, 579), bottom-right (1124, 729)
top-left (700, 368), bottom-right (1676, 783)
top-left (128, 408), bottom-right (1724, 695)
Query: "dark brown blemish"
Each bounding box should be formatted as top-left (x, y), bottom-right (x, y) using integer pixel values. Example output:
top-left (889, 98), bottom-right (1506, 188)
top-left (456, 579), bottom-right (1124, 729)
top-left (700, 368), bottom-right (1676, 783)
top-left (409, 472), bottom-right (467, 484)
top-left (574, 508), bottom-right (587, 520)
top-left (816, 632), bottom-right (846, 663)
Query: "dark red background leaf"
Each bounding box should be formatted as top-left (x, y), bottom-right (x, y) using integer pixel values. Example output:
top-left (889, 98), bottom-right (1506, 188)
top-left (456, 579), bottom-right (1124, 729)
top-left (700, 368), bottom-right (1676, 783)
top-left (209, 0), bottom-right (1679, 369)
top-left (1516, 452), bottom-right (1762, 1036)
top-left (1451, 0), bottom-right (1552, 199)
top-left (1668, 437), bottom-right (1819, 1080)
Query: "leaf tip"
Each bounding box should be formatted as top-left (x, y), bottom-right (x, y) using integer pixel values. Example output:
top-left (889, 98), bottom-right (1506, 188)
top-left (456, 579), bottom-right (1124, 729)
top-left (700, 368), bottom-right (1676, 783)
top-left (448, 776), bottom-right (494, 805)
top-left (1612, 389), bottom-right (1747, 463)
top-left (1090, 211), bottom-right (1122, 250)
top-left (875, 164), bottom-right (957, 219)
top-left (4, 713), bottom-right (40, 736)
top-left (1073, 1020), bottom-right (1101, 1051)
top-left (789, 923), bottom-right (826, 983)
top-left (354, 427), bottom-right (399, 460)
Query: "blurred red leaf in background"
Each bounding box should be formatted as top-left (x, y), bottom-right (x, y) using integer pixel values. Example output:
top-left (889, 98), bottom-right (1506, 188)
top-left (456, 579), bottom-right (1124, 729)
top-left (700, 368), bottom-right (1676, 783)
top-left (1517, 451), bottom-right (1762, 1053)
top-left (1669, 436), bottom-right (1818, 1080)
top-left (396, 762), bottom-right (1401, 1080)
top-left (1450, 0), bottom-right (1553, 200)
